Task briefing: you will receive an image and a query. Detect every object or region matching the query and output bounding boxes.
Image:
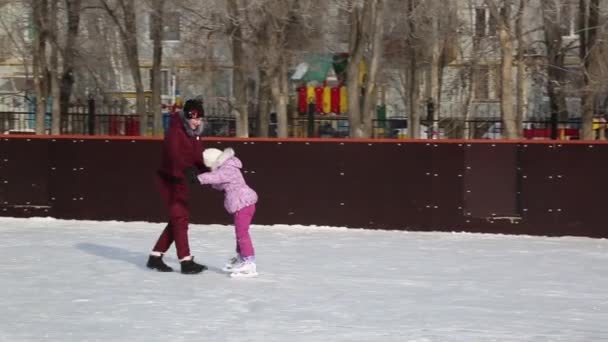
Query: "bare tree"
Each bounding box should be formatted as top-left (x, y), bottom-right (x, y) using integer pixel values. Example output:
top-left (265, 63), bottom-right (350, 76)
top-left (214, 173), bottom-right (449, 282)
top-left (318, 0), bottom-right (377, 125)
top-left (226, 0), bottom-right (248, 137)
top-left (385, 0), bottom-right (459, 139)
top-left (0, 2), bottom-right (34, 83)
top-left (149, 0), bottom-right (164, 135)
top-left (485, 0), bottom-right (518, 139)
top-left (345, 0), bottom-right (385, 138)
top-left (457, 0), bottom-right (483, 139)
top-left (382, 0), bottom-right (423, 139)
top-left (172, 0), bottom-right (307, 138)
top-left (427, 3), bottom-right (442, 137)
top-left (578, 0), bottom-right (600, 139)
top-left (100, 0), bottom-right (147, 135)
top-left (359, 0), bottom-right (385, 138)
top-left (49, 0), bottom-right (61, 134)
top-left (59, 0), bottom-right (83, 118)
top-left (267, 23), bottom-right (289, 138)
top-left (242, 0), bottom-right (318, 138)
top-left (423, 0), bottom-right (460, 138)
top-left (345, 2), bottom-right (366, 138)
top-left (541, 0), bottom-right (571, 124)
top-left (32, 0), bottom-right (49, 134)
top-left (515, 0), bottom-right (528, 133)
top-left (405, 0), bottom-right (421, 139)
top-left (13, 0), bottom-right (83, 134)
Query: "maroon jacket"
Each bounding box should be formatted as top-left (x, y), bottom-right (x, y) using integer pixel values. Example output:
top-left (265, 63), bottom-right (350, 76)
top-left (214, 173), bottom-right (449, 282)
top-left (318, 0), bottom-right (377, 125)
top-left (158, 112), bottom-right (204, 182)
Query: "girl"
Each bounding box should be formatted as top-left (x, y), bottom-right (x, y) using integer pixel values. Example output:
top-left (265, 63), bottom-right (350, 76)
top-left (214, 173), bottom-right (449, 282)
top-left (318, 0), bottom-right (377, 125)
top-left (197, 147), bottom-right (259, 277)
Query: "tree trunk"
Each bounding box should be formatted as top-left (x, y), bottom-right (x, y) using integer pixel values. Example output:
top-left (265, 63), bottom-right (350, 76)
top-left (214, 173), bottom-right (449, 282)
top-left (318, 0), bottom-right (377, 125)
top-left (227, 0), bottom-right (248, 137)
top-left (461, 0), bottom-right (481, 139)
top-left (487, 0), bottom-right (518, 139)
top-left (102, 0), bottom-right (146, 135)
top-left (428, 8), bottom-right (442, 139)
top-left (360, 0), bottom-right (384, 138)
top-left (346, 3), bottom-right (368, 138)
top-left (579, 0), bottom-right (600, 140)
top-left (270, 61), bottom-right (288, 138)
top-left (59, 0), bottom-right (82, 117)
top-left (32, 0), bottom-right (48, 135)
top-left (407, 60), bottom-right (421, 139)
top-left (461, 74), bottom-right (474, 139)
top-left (49, 0), bottom-right (61, 134)
top-left (515, 0), bottom-right (527, 134)
top-left (122, 0), bottom-right (146, 135)
top-left (257, 69), bottom-right (270, 137)
top-left (499, 27), bottom-right (517, 139)
top-left (279, 62), bottom-right (290, 138)
top-left (150, 0), bottom-right (164, 136)
top-left (406, 0), bottom-right (420, 139)
top-left (541, 0), bottom-right (569, 122)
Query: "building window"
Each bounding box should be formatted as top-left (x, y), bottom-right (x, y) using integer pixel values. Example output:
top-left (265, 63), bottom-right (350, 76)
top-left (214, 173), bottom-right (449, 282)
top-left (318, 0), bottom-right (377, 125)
top-left (559, 1), bottom-right (578, 37)
top-left (149, 69), bottom-right (170, 96)
top-left (149, 12), bottom-right (180, 41)
top-left (328, 4), bottom-right (338, 17)
top-left (488, 9), bottom-right (497, 36)
top-left (474, 65), bottom-right (500, 100)
top-left (475, 8), bottom-right (487, 37)
top-left (476, 7), bottom-right (506, 37)
top-left (474, 65), bottom-right (489, 100)
top-left (23, 16), bottom-right (33, 43)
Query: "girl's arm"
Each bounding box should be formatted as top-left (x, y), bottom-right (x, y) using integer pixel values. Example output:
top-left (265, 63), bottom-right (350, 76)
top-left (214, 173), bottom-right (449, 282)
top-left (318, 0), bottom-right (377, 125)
top-left (197, 168), bottom-right (230, 185)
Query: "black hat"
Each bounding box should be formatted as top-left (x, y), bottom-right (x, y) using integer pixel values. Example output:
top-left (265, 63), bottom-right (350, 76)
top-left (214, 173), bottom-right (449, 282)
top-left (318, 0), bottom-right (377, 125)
top-left (183, 99), bottom-right (204, 119)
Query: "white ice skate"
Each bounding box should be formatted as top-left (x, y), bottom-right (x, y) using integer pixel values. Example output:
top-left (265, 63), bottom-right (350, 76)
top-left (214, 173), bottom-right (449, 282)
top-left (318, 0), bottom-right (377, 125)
top-left (222, 256), bottom-right (242, 272)
top-left (230, 260), bottom-right (258, 278)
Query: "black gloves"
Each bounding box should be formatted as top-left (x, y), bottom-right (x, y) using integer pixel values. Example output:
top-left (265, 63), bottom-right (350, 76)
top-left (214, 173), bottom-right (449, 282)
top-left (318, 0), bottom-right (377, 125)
top-left (183, 167), bottom-right (199, 185)
top-left (157, 171), bottom-right (181, 184)
top-left (158, 168), bottom-right (199, 185)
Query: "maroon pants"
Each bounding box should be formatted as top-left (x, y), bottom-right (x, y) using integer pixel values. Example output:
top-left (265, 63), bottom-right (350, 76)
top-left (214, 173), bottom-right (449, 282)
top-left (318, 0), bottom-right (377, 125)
top-left (152, 176), bottom-right (191, 260)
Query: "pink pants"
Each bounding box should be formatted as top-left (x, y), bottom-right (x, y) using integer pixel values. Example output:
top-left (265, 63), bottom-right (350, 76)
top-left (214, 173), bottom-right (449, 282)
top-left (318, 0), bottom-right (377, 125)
top-left (234, 205), bottom-right (256, 258)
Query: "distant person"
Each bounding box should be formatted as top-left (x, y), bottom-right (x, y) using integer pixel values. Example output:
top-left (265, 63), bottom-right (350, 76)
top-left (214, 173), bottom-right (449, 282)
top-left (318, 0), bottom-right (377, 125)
top-left (147, 99), bottom-right (207, 274)
top-left (197, 147), bottom-right (259, 277)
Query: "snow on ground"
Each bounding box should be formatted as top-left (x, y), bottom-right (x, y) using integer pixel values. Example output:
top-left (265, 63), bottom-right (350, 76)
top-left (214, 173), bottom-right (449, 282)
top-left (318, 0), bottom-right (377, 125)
top-left (1, 217), bottom-right (607, 342)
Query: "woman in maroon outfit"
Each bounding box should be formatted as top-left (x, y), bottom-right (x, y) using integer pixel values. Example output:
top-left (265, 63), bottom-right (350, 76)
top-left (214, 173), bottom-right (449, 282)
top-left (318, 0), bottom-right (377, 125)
top-left (147, 99), bottom-right (207, 274)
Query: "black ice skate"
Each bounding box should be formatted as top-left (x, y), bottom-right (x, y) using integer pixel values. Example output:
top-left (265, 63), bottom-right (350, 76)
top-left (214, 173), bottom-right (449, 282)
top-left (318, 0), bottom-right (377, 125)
top-left (180, 257), bottom-right (207, 274)
top-left (146, 255), bottom-right (174, 272)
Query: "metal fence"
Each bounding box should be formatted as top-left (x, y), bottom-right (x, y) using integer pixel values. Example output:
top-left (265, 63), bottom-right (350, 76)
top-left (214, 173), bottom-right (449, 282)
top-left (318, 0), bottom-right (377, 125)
top-left (404, 118), bottom-right (585, 140)
top-left (0, 112), bottom-right (140, 135)
top-left (1, 109), bottom-right (602, 140)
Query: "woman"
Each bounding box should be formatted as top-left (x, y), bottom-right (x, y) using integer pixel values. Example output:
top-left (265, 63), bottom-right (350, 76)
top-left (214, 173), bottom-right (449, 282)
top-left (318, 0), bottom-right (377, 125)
top-left (147, 99), bottom-right (207, 274)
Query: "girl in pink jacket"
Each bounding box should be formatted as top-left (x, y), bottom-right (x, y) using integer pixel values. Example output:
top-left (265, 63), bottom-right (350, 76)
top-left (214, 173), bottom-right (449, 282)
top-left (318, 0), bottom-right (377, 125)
top-left (197, 148), bottom-right (259, 277)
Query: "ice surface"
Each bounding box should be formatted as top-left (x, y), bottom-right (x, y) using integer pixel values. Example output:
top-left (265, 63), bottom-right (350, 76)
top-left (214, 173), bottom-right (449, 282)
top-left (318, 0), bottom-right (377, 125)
top-left (1, 217), bottom-right (607, 342)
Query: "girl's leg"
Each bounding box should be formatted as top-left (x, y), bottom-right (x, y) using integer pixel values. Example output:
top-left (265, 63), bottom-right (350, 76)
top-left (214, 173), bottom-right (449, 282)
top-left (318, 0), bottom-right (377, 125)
top-left (233, 205), bottom-right (256, 258)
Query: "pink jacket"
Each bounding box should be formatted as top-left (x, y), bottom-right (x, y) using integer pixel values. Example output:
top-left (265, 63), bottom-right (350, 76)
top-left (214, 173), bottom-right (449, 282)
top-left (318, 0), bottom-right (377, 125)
top-left (197, 150), bottom-right (258, 214)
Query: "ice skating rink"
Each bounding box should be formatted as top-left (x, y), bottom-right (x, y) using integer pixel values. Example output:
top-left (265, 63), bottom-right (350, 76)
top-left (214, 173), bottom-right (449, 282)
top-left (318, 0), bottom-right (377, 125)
top-left (1, 217), bottom-right (607, 342)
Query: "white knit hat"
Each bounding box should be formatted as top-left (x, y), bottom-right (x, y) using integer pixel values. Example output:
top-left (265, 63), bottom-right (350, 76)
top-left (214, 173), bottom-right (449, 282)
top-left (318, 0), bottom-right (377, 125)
top-left (202, 148), bottom-right (235, 170)
top-left (203, 148), bottom-right (222, 169)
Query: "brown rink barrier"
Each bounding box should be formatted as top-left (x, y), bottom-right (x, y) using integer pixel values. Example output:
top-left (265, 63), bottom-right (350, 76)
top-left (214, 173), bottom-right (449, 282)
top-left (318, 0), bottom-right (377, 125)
top-left (1, 135), bottom-right (607, 238)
